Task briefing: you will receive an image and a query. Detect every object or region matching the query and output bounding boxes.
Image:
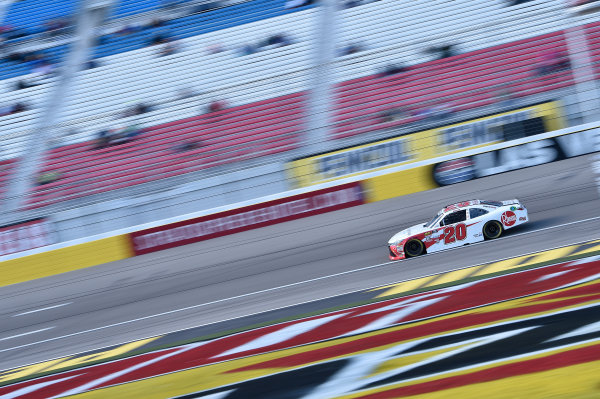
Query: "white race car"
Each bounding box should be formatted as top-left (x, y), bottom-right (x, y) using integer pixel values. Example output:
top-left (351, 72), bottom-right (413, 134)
top-left (388, 199), bottom-right (528, 260)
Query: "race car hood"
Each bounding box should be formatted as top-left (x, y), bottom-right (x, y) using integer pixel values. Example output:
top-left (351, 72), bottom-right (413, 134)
top-left (388, 223), bottom-right (428, 244)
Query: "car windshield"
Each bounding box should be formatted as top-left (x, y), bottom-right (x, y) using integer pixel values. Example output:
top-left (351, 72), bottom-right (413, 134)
top-left (425, 213), bottom-right (442, 228)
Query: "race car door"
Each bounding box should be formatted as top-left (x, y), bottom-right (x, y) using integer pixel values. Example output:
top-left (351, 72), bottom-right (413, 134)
top-left (440, 209), bottom-right (469, 249)
top-left (467, 207), bottom-right (489, 243)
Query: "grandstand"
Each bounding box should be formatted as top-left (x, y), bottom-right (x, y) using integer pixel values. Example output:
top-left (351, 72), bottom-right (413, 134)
top-left (0, 0), bottom-right (313, 79)
top-left (4, 0), bottom-right (161, 32)
top-left (585, 20), bottom-right (600, 77)
top-left (0, 0), bottom-right (598, 234)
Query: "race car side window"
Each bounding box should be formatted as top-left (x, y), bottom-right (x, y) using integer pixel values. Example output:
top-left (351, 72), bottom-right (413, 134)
top-left (441, 210), bottom-right (467, 226)
top-left (469, 208), bottom-right (489, 219)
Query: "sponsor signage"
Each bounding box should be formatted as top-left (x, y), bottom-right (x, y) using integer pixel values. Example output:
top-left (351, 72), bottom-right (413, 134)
top-left (433, 126), bottom-right (600, 185)
top-left (287, 102), bottom-right (564, 187)
top-left (130, 182), bottom-right (364, 255)
top-left (310, 138), bottom-right (414, 180)
top-left (0, 218), bottom-right (54, 256)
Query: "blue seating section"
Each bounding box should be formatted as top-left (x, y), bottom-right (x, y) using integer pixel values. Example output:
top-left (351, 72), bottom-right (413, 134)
top-left (111, 0), bottom-right (163, 19)
top-left (0, 0), bottom-right (314, 80)
top-left (3, 0), bottom-right (163, 33)
top-left (92, 0), bottom-right (307, 58)
top-left (3, 0), bottom-right (75, 34)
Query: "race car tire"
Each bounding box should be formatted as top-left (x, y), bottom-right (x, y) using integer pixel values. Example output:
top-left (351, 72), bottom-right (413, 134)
top-left (404, 239), bottom-right (425, 257)
top-left (483, 220), bottom-right (503, 240)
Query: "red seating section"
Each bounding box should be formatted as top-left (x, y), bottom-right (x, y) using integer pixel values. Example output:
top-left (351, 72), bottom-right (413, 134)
top-left (0, 28), bottom-right (576, 208)
top-left (332, 30), bottom-right (573, 138)
top-left (584, 21), bottom-right (600, 78)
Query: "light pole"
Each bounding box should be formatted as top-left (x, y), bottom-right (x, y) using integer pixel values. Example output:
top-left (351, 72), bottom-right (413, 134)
top-left (562, 3), bottom-right (600, 124)
top-left (304, 0), bottom-right (338, 155)
top-left (2, 0), bottom-right (116, 219)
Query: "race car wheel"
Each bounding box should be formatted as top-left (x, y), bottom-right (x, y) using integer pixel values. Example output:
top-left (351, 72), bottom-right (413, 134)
top-left (404, 239), bottom-right (425, 257)
top-left (483, 220), bottom-right (503, 240)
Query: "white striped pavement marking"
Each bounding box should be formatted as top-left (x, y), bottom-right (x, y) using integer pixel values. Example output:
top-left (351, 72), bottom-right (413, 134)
top-left (13, 303), bottom-right (71, 317)
top-left (1, 375), bottom-right (82, 399)
top-left (214, 313), bottom-right (349, 358)
top-left (548, 320), bottom-right (600, 342)
top-left (530, 270), bottom-right (573, 283)
top-left (339, 297), bottom-right (444, 338)
top-left (52, 343), bottom-right (205, 398)
top-left (0, 328), bottom-right (54, 342)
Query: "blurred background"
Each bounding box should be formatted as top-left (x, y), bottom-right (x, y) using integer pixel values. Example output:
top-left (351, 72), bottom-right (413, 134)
top-left (0, 0), bottom-right (599, 251)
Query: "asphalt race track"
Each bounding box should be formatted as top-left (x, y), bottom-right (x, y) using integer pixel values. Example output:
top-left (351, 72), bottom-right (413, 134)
top-left (1, 155), bottom-right (599, 372)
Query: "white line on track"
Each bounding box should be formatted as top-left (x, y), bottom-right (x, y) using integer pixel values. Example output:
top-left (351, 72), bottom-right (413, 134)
top-left (0, 327), bottom-right (54, 342)
top-left (12, 303), bottom-right (71, 317)
top-left (2, 215), bottom-right (600, 362)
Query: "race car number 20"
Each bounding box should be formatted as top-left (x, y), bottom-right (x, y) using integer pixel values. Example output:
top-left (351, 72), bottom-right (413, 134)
top-left (444, 223), bottom-right (467, 244)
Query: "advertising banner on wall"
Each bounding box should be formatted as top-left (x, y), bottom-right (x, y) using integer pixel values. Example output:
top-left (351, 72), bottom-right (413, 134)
top-left (287, 102), bottom-right (564, 188)
top-left (432, 126), bottom-right (600, 186)
top-left (0, 218), bottom-right (55, 256)
top-left (130, 182), bottom-right (364, 255)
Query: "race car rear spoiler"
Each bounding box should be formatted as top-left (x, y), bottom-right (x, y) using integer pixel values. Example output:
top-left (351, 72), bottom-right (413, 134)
top-left (501, 199), bottom-right (520, 206)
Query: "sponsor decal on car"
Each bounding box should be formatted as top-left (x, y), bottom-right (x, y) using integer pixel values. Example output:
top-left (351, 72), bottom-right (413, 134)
top-left (501, 210), bottom-right (517, 227)
top-left (422, 229), bottom-right (444, 245)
